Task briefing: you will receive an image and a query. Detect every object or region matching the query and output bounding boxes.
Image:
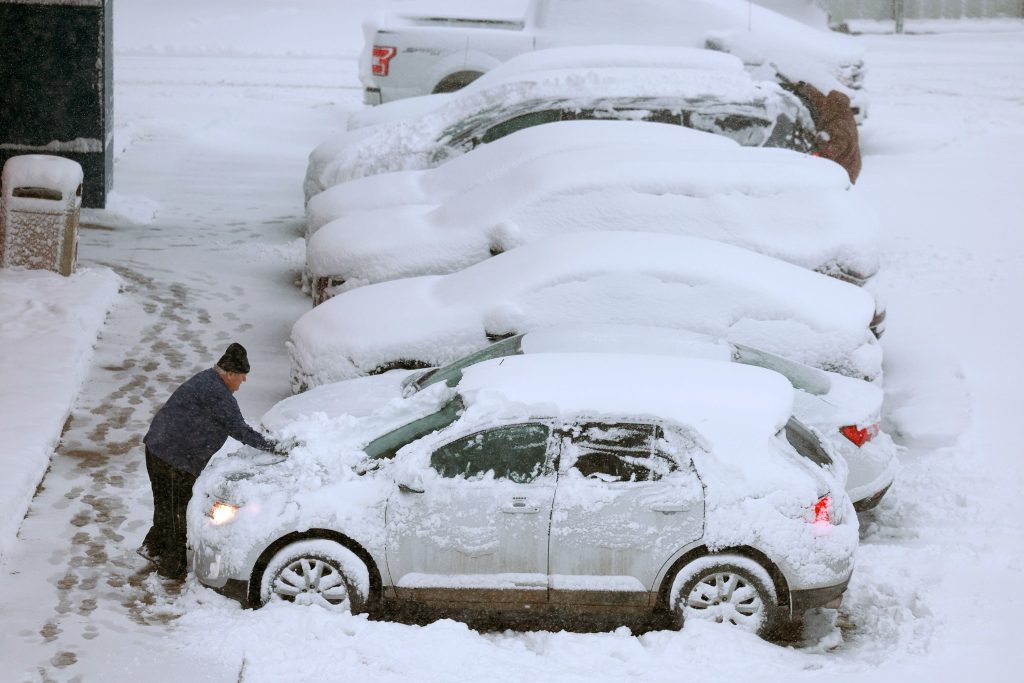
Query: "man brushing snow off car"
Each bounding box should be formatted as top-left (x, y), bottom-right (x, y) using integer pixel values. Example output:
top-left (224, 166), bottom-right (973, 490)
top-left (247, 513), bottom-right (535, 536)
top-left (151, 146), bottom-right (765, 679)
top-left (786, 80), bottom-right (861, 183)
top-left (140, 343), bottom-right (286, 580)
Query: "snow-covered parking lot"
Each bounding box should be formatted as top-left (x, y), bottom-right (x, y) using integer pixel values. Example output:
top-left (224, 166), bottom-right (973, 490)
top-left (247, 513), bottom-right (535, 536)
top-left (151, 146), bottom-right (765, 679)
top-left (0, 1), bottom-right (1022, 681)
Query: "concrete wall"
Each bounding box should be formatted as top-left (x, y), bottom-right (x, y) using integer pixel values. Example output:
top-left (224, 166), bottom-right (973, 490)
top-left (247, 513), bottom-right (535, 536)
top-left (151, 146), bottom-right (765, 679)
top-left (0, 0), bottom-right (113, 208)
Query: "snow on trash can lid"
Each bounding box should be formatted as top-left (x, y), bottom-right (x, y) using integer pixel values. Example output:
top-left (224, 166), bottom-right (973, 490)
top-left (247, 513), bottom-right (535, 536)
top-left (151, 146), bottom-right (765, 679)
top-left (2, 155), bottom-right (84, 202)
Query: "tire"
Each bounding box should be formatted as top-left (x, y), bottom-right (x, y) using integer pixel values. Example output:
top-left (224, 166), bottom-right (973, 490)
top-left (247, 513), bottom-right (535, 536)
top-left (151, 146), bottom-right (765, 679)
top-left (257, 539), bottom-right (370, 612)
top-left (670, 554), bottom-right (779, 638)
top-left (432, 70), bottom-right (483, 94)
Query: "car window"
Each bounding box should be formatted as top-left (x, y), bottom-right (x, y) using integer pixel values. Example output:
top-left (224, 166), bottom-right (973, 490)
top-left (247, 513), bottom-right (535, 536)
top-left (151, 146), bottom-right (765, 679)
top-left (363, 396), bottom-right (464, 461)
top-left (480, 109), bottom-right (562, 145)
top-left (411, 335), bottom-right (524, 393)
top-left (431, 423), bottom-right (551, 483)
top-left (569, 422), bottom-right (677, 483)
top-left (783, 417), bottom-right (833, 467)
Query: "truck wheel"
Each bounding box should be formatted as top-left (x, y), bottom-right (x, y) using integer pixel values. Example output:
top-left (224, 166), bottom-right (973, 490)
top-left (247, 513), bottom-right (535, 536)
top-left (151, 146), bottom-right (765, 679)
top-left (433, 71), bottom-right (483, 94)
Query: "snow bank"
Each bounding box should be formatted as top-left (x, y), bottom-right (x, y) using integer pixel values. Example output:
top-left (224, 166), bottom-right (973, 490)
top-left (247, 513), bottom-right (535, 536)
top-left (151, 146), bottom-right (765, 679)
top-left (0, 267), bottom-right (121, 558)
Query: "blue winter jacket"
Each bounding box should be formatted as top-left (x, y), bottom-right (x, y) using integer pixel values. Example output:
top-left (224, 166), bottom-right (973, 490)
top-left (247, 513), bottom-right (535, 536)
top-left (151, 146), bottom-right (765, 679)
top-left (144, 368), bottom-right (276, 475)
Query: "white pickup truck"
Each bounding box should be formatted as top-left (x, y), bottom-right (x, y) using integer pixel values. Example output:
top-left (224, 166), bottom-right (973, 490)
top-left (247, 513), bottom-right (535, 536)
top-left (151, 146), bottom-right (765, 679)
top-left (360, 0), bottom-right (866, 115)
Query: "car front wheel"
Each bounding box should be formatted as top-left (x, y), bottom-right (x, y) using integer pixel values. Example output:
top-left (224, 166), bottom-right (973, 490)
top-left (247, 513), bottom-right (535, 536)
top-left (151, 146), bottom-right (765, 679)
top-left (257, 539), bottom-right (370, 612)
top-left (671, 554), bottom-right (779, 637)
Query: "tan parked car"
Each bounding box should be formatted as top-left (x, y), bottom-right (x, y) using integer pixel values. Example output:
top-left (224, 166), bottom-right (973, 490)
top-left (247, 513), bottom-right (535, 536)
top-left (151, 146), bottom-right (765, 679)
top-left (189, 354), bottom-right (858, 638)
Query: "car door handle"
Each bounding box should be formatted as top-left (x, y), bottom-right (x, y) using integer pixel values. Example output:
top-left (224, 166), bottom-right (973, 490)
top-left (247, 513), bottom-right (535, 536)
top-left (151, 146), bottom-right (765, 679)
top-left (650, 504), bottom-right (689, 514)
top-left (502, 499), bottom-right (541, 514)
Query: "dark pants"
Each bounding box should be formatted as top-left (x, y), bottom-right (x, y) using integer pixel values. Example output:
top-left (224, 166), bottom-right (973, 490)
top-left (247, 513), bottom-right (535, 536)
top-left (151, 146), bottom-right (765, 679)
top-left (142, 447), bottom-right (196, 579)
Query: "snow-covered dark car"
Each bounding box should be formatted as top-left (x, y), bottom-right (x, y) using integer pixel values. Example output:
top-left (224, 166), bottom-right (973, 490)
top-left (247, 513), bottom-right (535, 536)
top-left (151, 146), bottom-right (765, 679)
top-left (304, 46), bottom-right (814, 201)
top-left (189, 354), bottom-right (858, 638)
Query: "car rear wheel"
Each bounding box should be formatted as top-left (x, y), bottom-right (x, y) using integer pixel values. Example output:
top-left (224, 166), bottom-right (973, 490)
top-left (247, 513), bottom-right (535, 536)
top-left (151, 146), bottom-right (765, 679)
top-left (671, 554), bottom-right (779, 637)
top-left (257, 539), bottom-right (370, 612)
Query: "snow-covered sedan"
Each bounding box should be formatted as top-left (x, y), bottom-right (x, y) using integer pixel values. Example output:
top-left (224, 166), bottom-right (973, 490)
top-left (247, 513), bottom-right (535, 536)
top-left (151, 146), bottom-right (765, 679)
top-left (306, 131), bottom-right (879, 305)
top-left (189, 354), bottom-right (858, 637)
top-left (304, 119), bottom-right (737, 236)
top-left (304, 46), bottom-right (814, 202)
top-left (267, 325), bottom-right (896, 510)
top-left (288, 231), bottom-right (882, 391)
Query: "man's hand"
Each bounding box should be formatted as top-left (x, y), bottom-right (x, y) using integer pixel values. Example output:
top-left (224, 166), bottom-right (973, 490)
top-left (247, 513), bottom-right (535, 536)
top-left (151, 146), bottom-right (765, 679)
top-left (795, 82), bottom-right (862, 184)
top-left (272, 436), bottom-right (303, 456)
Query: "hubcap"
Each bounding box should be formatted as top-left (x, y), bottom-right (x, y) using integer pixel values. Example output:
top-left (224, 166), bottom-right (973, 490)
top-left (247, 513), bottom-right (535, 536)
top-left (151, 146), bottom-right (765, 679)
top-left (684, 571), bottom-right (764, 631)
top-left (272, 557), bottom-right (350, 606)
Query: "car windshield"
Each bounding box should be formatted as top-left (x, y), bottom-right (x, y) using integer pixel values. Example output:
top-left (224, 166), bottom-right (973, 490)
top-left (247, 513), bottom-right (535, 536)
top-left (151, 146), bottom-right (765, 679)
top-left (733, 343), bottom-right (831, 395)
top-left (408, 335), bottom-right (524, 394)
top-left (363, 396), bottom-right (465, 461)
top-left (439, 98), bottom-right (568, 150)
top-left (783, 417), bottom-right (833, 467)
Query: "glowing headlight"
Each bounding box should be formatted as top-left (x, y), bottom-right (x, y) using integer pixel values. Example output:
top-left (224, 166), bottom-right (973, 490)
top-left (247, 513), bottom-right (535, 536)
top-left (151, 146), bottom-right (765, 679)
top-left (208, 501), bottom-right (240, 525)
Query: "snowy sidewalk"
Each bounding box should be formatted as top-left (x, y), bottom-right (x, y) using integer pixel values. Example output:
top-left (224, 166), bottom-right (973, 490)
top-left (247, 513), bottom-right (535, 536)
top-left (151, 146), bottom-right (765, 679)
top-left (0, 43), bottom-right (348, 678)
top-left (0, 268), bottom-right (120, 559)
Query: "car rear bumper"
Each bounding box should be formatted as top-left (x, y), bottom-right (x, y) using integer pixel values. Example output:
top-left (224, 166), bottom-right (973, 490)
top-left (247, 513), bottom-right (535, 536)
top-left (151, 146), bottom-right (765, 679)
top-left (363, 87), bottom-right (382, 106)
top-left (790, 575), bottom-right (850, 614)
top-left (853, 482), bottom-right (892, 512)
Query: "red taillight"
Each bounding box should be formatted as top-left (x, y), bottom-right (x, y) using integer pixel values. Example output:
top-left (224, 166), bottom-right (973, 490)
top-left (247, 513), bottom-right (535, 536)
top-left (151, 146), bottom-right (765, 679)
top-left (840, 423), bottom-right (879, 447)
top-left (371, 45), bottom-right (397, 76)
top-left (814, 495), bottom-right (832, 525)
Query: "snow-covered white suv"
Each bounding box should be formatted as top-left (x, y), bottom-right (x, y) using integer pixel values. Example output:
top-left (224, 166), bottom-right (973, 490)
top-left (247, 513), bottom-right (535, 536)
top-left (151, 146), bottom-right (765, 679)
top-left (189, 354), bottom-right (858, 637)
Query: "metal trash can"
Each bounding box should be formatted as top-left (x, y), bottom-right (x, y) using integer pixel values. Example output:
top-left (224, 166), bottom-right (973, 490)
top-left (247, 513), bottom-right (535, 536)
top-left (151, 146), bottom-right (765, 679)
top-left (0, 155), bottom-right (84, 276)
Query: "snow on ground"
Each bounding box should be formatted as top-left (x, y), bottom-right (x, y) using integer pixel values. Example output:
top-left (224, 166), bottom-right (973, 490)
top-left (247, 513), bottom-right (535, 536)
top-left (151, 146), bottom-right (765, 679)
top-left (0, 1), bottom-right (1021, 681)
top-left (0, 269), bottom-right (121, 558)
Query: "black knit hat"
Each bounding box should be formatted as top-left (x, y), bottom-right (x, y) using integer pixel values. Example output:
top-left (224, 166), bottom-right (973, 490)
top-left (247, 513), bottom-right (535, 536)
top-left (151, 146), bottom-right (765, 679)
top-left (217, 342), bottom-right (250, 374)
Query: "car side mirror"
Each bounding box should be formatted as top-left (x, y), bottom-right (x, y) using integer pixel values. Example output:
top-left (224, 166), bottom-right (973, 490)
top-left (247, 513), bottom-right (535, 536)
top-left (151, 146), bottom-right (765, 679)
top-left (397, 474), bottom-right (425, 494)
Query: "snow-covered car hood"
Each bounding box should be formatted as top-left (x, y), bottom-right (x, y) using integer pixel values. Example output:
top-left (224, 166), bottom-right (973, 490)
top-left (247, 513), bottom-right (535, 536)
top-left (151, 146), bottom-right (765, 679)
top-left (192, 381), bottom-right (460, 564)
